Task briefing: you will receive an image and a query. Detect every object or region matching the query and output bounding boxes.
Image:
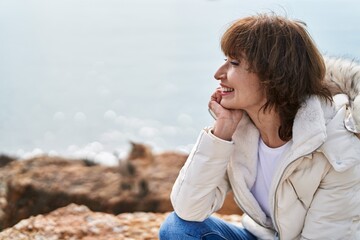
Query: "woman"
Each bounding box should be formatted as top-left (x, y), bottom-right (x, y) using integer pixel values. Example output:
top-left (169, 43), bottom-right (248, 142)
top-left (159, 13), bottom-right (360, 239)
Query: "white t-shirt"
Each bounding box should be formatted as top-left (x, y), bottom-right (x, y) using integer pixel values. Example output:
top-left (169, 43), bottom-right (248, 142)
top-left (251, 138), bottom-right (290, 218)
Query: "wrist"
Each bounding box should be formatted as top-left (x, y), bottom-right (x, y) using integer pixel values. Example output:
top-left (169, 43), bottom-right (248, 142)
top-left (211, 127), bottom-right (235, 141)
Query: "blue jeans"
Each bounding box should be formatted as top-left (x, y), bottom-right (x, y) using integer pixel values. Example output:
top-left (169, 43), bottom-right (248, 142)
top-left (159, 212), bottom-right (257, 240)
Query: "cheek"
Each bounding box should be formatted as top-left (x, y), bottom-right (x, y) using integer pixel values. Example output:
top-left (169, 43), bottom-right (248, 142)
top-left (255, 88), bottom-right (267, 103)
top-left (249, 80), bottom-right (265, 96)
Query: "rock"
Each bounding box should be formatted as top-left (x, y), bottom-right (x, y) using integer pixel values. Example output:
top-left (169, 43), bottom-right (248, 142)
top-left (0, 143), bottom-right (243, 230)
top-left (0, 155), bottom-right (16, 168)
top-left (126, 142), bottom-right (154, 163)
top-left (0, 203), bottom-right (243, 240)
top-left (0, 156), bottom-right (164, 229)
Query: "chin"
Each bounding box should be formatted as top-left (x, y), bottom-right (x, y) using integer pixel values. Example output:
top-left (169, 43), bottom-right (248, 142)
top-left (220, 100), bottom-right (241, 110)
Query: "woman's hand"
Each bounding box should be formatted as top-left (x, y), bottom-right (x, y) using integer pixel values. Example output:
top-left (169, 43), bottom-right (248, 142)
top-left (208, 88), bottom-right (244, 141)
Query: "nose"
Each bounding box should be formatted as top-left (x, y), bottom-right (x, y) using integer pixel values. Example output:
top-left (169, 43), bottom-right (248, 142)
top-left (214, 63), bottom-right (226, 81)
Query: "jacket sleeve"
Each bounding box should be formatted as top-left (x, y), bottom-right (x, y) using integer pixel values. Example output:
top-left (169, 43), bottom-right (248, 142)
top-left (170, 127), bottom-right (234, 221)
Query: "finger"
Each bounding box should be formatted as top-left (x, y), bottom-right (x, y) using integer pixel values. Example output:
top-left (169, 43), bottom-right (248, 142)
top-left (208, 100), bottom-right (223, 117)
top-left (211, 90), bottom-right (222, 103)
top-left (208, 99), bottom-right (217, 110)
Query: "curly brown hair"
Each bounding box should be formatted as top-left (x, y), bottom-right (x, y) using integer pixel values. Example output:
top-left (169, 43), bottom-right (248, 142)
top-left (220, 13), bottom-right (332, 141)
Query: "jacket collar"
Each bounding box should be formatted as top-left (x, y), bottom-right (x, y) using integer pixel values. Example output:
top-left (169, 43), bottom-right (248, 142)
top-left (289, 96), bottom-right (327, 162)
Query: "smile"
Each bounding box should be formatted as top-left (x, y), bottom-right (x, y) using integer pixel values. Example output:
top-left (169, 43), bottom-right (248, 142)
top-left (222, 87), bottom-right (234, 92)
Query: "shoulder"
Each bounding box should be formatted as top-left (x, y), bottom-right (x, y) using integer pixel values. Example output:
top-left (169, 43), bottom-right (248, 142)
top-left (323, 56), bottom-right (360, 133)
top-left (319, 95), bottom-right (360, 172)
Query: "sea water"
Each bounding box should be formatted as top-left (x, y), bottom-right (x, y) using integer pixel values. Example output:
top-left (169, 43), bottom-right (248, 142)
top-left (1, 0), bottom-right (359, 165)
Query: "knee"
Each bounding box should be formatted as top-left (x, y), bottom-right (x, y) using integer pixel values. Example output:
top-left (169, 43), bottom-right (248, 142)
top-left (159, 212), bottom-right (194, 239)
top-left (159, 212), bottom-right (206, 240)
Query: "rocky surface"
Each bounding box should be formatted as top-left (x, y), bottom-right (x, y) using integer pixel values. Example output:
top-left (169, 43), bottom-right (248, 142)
top-left (0, 203), bottom-right (243, 240)
top-left (0, 142), bottom-right (243, 230)
top-left (0, 155), bottom-right (15, 168)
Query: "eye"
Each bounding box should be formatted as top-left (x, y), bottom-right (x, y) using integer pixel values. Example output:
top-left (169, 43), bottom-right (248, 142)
top-left (224, 58), bottom-right (240, 66)
top-left (230, 61), bottom-right (239, 66)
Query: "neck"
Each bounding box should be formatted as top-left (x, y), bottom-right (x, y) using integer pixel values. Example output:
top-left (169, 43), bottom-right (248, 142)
top-left (247, 108), bottom-right (288, 148)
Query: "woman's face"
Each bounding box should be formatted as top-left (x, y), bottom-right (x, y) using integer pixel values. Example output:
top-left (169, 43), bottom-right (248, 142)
top-left (214, 57), bottom-right (266, 112)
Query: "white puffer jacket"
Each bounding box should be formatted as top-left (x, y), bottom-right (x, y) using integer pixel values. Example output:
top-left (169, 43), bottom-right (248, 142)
top-left (170, 58), bottom-right (360, 240)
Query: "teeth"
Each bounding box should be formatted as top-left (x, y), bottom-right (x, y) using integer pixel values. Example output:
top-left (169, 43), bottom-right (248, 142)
top-left (222, 87), bottom-right (234, 92)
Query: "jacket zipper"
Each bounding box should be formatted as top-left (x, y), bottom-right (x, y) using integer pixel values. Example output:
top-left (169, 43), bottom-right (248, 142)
top-left (272, 146), bottom-right (323, 239)
top-left (233, 194), bottom-right (273, 231)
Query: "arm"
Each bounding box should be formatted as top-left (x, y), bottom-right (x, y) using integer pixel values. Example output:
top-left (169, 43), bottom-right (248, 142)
top-left (171, 88), bottom-right (244, 221)
top-left (170, 127), bottom-right (233, 221)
